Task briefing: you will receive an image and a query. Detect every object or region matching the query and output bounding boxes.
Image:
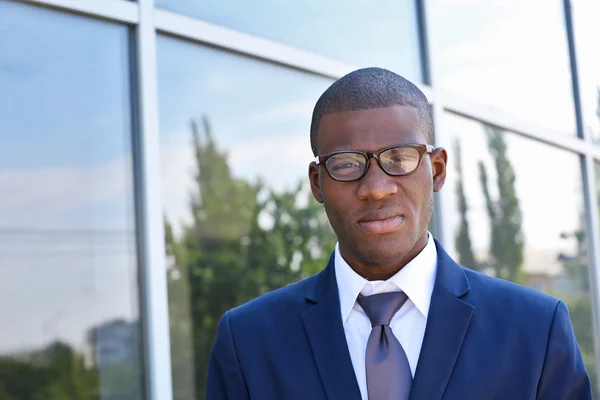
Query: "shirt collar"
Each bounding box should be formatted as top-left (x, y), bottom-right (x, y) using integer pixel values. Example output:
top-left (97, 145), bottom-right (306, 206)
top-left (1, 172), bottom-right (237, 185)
top-left (334, 232), bottom-right (438, 323)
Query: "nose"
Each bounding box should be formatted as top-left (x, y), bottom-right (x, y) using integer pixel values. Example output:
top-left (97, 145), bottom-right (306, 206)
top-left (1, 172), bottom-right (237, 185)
top-left (356, 158), bottom-right (398, 201)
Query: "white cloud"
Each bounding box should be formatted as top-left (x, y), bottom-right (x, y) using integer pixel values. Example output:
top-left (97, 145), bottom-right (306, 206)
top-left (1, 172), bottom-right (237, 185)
top-left (572, 0), bottom-right (600, 138)
top-left (436, 0), bottom-right (575, 133)
top-left (229, 133), bottom-right (312, 185)
top-left (249, 100), bottom-right (315, 125)
top-left (159, 133), bottom-right (315, 236)
top-left (0, 256), bottom-right (138, 353)
top-left (443, 114), bottom-right (583, 275)
top-left (0, 157), bottom-right (133, 230)
top-left (0, 157), bottom-right (139, 352)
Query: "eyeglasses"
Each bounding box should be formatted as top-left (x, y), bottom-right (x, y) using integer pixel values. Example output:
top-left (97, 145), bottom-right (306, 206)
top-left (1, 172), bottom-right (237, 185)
top-left (315, 143), bottom-right (435, 182)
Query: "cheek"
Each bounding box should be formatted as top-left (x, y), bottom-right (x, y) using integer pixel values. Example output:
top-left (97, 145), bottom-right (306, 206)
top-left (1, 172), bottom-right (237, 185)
top-left (402, 179), bottom-right (433, 216)
top-left (322, 186), bottom-right (356, 224)
top-left (415, 187), bottom-right (434, 221)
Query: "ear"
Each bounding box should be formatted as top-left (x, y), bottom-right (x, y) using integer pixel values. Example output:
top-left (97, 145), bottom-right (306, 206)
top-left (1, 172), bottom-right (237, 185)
top-left (431, 147), bottom-right (447, 193)
top-left (308, 162), bottom-right (324, 203)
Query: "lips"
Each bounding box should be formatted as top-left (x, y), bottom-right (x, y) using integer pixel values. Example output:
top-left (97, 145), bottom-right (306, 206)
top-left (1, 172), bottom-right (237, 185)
top-left (357, 213), bottom-right (404, 234)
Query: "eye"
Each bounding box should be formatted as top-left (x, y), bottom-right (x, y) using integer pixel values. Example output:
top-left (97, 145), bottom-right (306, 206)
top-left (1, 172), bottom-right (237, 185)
top-left (390, 155), bottom-right (407, 163)
top-left (331, 161), bottom-right (360, 171)
top-left (384, 148), bottom-right (419, 163)
top-left (327, 153), bottom-right (364, 172)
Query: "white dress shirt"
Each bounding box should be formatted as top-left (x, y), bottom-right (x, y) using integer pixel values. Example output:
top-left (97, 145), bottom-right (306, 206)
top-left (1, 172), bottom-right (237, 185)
top-left (334, 233), bottom-right (438, 400)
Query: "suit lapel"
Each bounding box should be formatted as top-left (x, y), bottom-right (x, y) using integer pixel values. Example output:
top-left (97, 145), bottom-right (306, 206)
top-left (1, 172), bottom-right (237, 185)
top-left (302, 254), bottom-right (362, 400)
top-left (410, 240), bottom-right (475, 400)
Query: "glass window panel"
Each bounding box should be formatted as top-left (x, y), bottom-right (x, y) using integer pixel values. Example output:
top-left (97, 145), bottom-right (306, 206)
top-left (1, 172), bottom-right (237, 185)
top-left (572, 0), bottom-right (600, 143)
top-left (431, 0), bottom-right (576, 134)
top-left (155, 0), bottom-right (422, 80)
top-left (597, 162), bottom-right (600, 234)
top-left (0, 2), bottom-right (143, 399)
top-left (444, 112), bottom-right (598, 396)
top-left (157, 35), bottom-right (338, 399)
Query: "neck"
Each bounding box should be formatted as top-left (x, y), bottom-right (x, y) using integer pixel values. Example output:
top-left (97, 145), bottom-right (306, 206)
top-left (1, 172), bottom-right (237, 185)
top-left (344, 234), bottom-right (429, 281)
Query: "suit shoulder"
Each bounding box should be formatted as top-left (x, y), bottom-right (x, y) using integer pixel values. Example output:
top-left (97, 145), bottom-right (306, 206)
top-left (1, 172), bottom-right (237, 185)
top-left (227, 272), bottom-right (319, 319)
top-left (462, 267), bottom-right (561, 316)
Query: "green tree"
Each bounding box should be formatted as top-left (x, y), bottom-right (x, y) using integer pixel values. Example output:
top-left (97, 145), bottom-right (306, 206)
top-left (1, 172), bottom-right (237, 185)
top-left (478, 128), bottom-right (524, 283)
top-left (0, 341), bottom-right (99, 400)
top-left (166, 117), bottom-right (336, 400)
top-left (453, 139), bottom-right (478, 270)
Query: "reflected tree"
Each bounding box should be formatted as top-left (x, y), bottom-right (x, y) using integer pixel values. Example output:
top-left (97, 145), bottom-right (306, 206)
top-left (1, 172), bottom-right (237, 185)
top-left (478, 128), bottom-right (524, 283)
top-left (0, 319), bottom-right (142, 400)
top-left (165, 116), bottom-right (336, 400)
top-left (557, 214), bottom-right (598, 397)
top-left (0, 342), bottom-right (98, 400)
top-left (453, 139), bottom-right (478, 270)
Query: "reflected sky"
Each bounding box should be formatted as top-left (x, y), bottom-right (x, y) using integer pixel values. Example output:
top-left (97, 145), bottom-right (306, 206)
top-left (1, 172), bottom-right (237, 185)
top-left (444, 112), bottom-right (583, 275)
top-left (157, 35), bottom-right (334, 236)
top-left (431, 0), bottom-right (576, 134)
top-left (597, 163), bottom-right (600, 212)
top-left (444, 112), bottom-right (597, 392)
top-left (155, 0), bottom-right (422, 80)
top-left (572, 0), bottom-right (600, 142)
top-left (0, 1), bottom-right (139, 357)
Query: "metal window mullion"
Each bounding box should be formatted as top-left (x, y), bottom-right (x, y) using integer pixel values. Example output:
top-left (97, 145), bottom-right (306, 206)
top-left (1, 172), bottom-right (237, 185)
top-left (564, 0), bottom-right (600, 385)
top-left (18, 0), bottom-right (139, 24)
top-left (415, 0), bottom-right (432, 86)
top-left (421, 0), bottom-right (454, 254)
top-left (431, 100), bottom-right (456, 257)
top-left (563, 0), bottom-right (586, 142)
top-left (155, 9), bottom-right (357, 80)
top-left (441, 92), bottom-right (591, 154)
top-left (135, 1), bottom-right (174, 399)
top-left (582, 154), bottom-right (600, 382)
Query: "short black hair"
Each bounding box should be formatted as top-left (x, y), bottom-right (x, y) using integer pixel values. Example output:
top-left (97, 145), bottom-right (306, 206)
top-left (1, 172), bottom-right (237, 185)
top-left (310, 67), bottom-right (434, 156)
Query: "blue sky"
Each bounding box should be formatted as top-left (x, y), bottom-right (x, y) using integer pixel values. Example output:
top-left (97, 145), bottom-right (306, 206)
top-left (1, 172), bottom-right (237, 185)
top-left (157, 35), bottom-right (334, 235)
top-left (431, 0), bottom-right (576, 134)
top-left (0, 0), bottom-right (132, 170)
top-left (0, 1), bottom-right (138, 354)
top-left (156, 0), bottom-right (422, 79)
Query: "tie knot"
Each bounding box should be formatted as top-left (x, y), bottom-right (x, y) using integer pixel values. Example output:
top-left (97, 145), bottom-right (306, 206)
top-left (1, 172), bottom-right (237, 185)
top-left (358, 291), bottom-right (408, 327)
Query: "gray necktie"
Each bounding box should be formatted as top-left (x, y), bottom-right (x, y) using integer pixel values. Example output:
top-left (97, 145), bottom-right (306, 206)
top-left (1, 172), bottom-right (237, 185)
top-left (358, 291), bottom-right (411, 400)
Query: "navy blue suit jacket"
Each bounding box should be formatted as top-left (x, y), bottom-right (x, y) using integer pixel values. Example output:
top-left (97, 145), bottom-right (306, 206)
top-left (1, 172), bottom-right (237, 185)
top-left (207, 240), bottom-right (591, 399)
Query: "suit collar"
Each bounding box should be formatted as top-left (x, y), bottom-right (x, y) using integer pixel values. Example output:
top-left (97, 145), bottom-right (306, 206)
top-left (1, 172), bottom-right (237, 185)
top-left (304, 240), bottom-right (474, 400)
top-left (334, 232), bottom-right (438, 323)
top-left (303, 253), bottom-right (362, 400)
top-left (306, 238), bottom-right (469, 301)
top-left (431, 238), bottom-right (471, 298)
top-left (409, 239), bottom-right (474, 400)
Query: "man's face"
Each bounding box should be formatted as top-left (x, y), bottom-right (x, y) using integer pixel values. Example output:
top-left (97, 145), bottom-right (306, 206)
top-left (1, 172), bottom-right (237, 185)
top-left (308, 105), bottom-right (447, 280)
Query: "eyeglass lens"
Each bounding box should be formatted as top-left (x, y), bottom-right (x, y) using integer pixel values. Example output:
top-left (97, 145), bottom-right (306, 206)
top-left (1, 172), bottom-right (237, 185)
top-left (325, 146), bottom-right (421, 181)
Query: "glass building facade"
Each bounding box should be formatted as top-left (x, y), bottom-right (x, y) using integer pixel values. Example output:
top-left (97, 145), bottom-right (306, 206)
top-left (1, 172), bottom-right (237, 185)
top-left (1, 0), bottom-right (599, 399)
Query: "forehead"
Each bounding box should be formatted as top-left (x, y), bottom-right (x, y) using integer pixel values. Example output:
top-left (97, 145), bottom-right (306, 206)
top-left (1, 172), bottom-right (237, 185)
top-left (317, 105), bottom-right (425, 153)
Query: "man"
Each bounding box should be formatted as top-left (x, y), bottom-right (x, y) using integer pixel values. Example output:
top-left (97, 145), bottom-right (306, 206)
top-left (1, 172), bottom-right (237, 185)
top-left (207, 68), bottom-right (591, 399)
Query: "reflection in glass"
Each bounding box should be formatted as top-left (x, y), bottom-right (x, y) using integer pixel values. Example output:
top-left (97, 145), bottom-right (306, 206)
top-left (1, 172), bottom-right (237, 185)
top-left (572, 0), bottom-right (600, 142)
top-left (445, 113), bottom-right (598, 396)
top-left (431, 0), bottom-right (576, 134)
top-left (597, 163), bottom-right (600, 233)
top-left (157, 36), bottom-right (337, 399)
top-left (155, 0), bottom-right (422, 80)
top-left (0, 2), bottom-right (142, 399)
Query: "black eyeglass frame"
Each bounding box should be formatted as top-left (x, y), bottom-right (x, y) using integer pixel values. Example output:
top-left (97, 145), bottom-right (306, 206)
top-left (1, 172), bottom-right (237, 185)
top-left (315, 143), bottom-right (435, 182)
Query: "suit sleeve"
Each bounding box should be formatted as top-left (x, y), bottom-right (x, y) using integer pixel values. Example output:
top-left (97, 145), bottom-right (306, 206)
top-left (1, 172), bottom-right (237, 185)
top-left (536, 300), bottom-right (592, 400)
top-left (206, 311), bottom-right (250, 400)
